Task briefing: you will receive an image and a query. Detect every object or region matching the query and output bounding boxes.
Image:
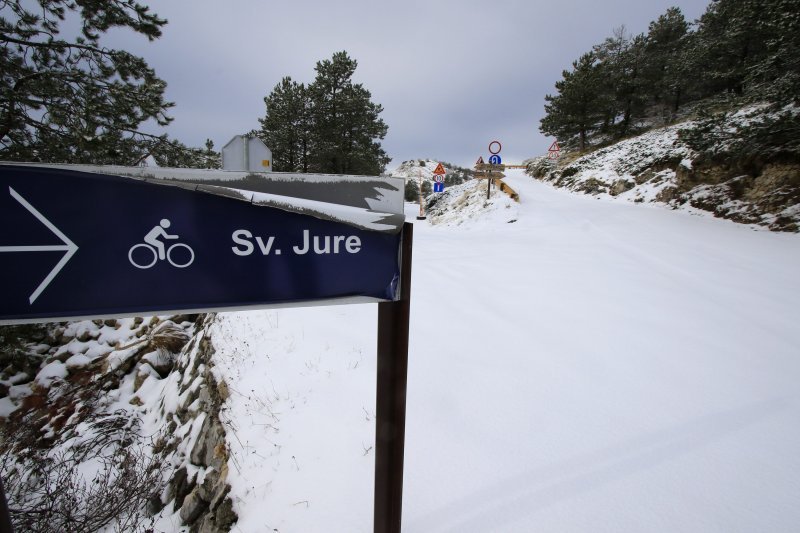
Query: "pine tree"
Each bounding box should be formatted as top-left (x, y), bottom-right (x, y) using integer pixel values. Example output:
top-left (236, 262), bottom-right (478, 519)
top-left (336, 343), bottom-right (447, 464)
top-left (686, 0), bottom-right (800, 103)
top-left (308, 51), bottom-right (389, 175)
top-left (202, 139), bottom-right (221, 169)
top-left (149, 138), bottom-right (219, 168)
top-left (540, 0), bottom-right (800, 157)
top-left (257, 52), bottom-right (389, 175)
top-left (738, 0), bottom-right (800, 104)
top-left (591, 27), bottom-right (630, 133)
top-left (592, 28), bottom-right (649, 136)
top-left (691, 0), bottom-right (750, 96)
top-left (642, 7), bottom-right (690, 121)
top-left (257, 77), bottom-right (311, 172)
top-left (0, 0), bottom-right (174, 164)
top-left (404, 179), bottom-right (419, 202)
top-left (540, 52), bottom-right (606, 150)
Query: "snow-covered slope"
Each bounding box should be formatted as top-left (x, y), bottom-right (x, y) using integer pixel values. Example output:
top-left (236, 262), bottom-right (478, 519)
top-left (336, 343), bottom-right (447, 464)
top-left (207, 169), bottom-right (800, 532)
top-left (527, 105), bottom-right (800, 231)
top-left (390, 159), bottom-right (441, 182)
top-left (424, 178), bottom-right (518, 227)
top-left (390, 159), bottom-right (472, 188)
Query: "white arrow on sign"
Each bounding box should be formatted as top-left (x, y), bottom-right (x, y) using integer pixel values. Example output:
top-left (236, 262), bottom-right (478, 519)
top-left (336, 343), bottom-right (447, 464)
top-left (0, 187), bottom-right (79, 304)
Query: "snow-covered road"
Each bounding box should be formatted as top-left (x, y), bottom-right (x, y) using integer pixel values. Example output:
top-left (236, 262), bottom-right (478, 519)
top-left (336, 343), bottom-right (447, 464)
top-left (211, 170), bottom-right (800, 532)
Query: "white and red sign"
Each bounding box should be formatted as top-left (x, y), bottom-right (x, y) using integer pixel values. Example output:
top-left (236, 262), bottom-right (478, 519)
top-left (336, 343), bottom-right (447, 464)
top-left (548, 140), bottom-right (560, 159)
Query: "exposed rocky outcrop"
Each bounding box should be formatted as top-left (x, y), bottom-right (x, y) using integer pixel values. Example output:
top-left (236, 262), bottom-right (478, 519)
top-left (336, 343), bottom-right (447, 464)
top-left (146, 316), bottom-right (237, 532)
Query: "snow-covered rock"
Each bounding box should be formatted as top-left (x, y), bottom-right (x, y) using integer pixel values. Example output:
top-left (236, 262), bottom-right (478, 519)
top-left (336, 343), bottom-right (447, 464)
top-left (0, 315), bottom-right (236, 532)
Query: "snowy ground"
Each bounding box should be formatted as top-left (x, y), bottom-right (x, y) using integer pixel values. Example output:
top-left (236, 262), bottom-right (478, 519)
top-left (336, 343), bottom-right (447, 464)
top-left (209, 170), bottom-right (800, 532)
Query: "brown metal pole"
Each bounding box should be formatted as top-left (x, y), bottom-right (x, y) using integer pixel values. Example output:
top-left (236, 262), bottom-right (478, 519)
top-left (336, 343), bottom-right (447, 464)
top-left (374, 222), bottom-right (413, 533)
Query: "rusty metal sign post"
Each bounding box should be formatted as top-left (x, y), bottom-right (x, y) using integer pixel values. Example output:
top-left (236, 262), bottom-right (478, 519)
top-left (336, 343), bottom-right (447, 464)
top-left (374, 222), bottom-right (413, 533)
top-left (474, 163), bottom-right (506, 199)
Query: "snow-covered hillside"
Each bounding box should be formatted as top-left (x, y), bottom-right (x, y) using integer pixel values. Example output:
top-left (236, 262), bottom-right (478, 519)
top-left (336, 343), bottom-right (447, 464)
top-left (424, 178), bottom-right (518, 227)
top-left (3, 169), bottom-right (799, 532)
top-left (527, 105), bottom-right (800, 231)
top-left (390, 159), bottom-right (472, 195)
top-left (390, 159), bottom-right (470, 182)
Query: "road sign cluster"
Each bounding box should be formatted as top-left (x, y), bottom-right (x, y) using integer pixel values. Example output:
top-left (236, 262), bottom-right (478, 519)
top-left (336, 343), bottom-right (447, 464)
top-left (474, 141), bottom-right (506, 198)
top-left (432, 162), bottom-right (445, 193)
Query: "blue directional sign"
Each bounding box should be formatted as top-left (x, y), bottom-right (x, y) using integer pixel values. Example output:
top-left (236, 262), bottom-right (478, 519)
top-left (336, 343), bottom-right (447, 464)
top-left (433, 182), bottom-right (444, 193)
top-left (0, 165), bottom-right (403, 323)
top-left (488, 154), bottom-right (502, 165)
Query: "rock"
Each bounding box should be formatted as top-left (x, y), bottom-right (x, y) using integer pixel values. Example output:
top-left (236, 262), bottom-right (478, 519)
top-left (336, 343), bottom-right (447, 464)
top-left (147, 492), bottom-right (166, 515)
top-left (655, 186), bottom-right (680, 203)
top-left (746, 163), bottom-right (800, 212)
top-left (172, 314), bottom-right (200, 325)
top-left (50, 350), bottom-right (74, 364)
top-left (45, 326), bottom-right (65, 345)
top-left (576, 177), bottom-right (608, 195)
top-left (198, 464), bottom-right (230, 509)
top-left (212, 497), bottom-right (237, 531)
top-left (150, 321), bottom-right (190, 353)
top-left (691, 164), bottom-right (732, 186)
top-left (64, 353), bottom-right (92, 370)
top-left (216, 380), bottom-right (230, 402)
top-left (134, 363), bottom-right (160, 392)
top-left (610, 179), bottom-right (634, 196)
top-left (142, 351), bottom-right (175, 378)
top-left (190, 415), bottom-right (227, 470)
top-left (526, 156), bottom-right (556, 178)
top-left (179, 487), bottom-right (209, 525)
top-left (194, 496), bottom-right (236, 533)
top-left (635, 169), bottom-right (655, 185)
top-left (169, 466), bottom-right (193, 511)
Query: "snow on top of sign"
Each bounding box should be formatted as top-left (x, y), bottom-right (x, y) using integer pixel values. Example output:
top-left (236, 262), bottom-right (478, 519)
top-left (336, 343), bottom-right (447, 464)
top-left (0, 162), bottom-right (405, 232)
top-left (152, 180), bottom-right (404, 233)
top-left (246, 189), bottom-right (404, 233)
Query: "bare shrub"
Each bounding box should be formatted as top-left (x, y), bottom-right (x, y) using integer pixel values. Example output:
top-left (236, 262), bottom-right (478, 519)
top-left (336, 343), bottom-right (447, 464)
top-left (0, 412), bottom-right (165, 533)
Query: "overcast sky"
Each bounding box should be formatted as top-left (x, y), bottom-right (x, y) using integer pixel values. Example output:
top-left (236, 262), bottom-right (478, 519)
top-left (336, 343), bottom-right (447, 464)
top-left (105, 0), bottom-right (709, 170)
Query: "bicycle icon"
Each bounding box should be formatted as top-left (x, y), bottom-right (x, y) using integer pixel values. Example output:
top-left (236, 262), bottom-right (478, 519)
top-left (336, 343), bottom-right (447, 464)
top-left (128, 219), bottom-right (195, 269)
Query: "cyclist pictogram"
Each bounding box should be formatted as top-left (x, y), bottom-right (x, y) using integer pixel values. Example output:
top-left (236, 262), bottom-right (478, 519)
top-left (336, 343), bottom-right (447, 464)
top-left (128, 219), bottom-right (194, 269)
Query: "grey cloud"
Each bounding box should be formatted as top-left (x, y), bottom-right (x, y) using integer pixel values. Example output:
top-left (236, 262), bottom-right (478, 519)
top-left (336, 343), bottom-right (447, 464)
top-left (100, 0), bottom-right (709, 169)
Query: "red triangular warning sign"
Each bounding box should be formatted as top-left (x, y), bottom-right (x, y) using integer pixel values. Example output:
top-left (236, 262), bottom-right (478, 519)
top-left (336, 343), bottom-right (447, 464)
top-left (433, 162), bottom-right (446, 175)
top-left (548, 141), bottom-right (560, 152)
top-left (475, 156), bottom-right (484, 166)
